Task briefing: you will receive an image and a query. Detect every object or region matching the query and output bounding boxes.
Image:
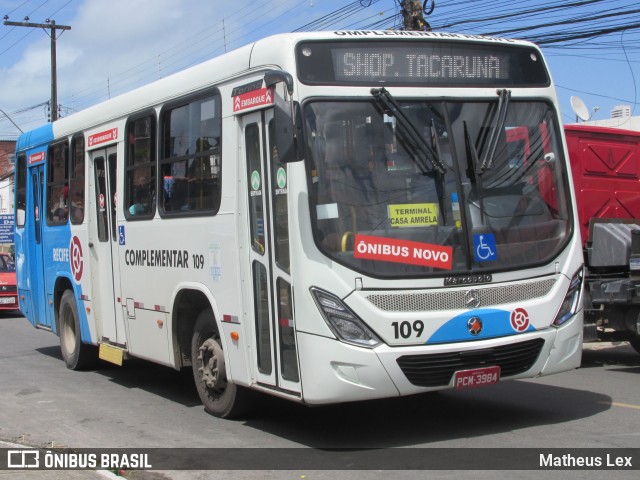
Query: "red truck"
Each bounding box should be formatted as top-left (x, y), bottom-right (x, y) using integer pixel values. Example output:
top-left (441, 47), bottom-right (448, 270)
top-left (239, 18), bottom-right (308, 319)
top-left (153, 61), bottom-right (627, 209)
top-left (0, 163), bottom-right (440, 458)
top-left (565, 124), bottom-right (640, 353)
top-left (0, 252), bottom-right (18, 311)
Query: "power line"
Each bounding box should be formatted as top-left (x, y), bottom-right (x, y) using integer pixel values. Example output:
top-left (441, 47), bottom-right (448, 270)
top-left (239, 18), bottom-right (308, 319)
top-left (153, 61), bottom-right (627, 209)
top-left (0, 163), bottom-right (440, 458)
top-left (2, 0), bottom-right (639, 127)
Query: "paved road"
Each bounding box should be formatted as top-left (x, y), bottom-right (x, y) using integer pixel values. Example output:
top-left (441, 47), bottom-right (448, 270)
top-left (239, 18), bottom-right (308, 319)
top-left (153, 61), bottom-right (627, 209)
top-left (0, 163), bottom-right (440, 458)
top-left (1, 314), bottom-right (639, 479)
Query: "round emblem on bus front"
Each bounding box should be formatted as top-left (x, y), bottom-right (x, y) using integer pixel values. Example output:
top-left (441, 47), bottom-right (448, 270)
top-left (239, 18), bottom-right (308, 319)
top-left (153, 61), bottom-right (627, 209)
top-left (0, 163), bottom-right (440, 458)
top-left (467, 316), bottom-right (483, 336)
top-left (465, 289), bottom-right (481, 308)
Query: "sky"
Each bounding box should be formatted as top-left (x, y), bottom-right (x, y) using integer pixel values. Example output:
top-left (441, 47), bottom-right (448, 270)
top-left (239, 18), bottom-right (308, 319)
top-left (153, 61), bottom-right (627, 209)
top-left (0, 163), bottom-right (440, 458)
top-left (0, 0), bottom-right (638, 138)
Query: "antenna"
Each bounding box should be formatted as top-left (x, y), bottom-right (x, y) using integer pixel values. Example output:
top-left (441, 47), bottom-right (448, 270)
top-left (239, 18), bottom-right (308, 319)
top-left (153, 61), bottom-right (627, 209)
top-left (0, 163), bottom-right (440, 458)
top-left (570, 96), bottom-right (591, 122)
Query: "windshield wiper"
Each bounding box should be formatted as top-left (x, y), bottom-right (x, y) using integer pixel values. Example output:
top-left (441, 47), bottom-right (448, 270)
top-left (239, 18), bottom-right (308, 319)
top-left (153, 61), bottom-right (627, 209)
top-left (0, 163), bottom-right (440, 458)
top-left (480, 88), bottom-right (511, 172)
top-left (464, 120), bottom-right (485, 223)
top-left (464, 121), bottom-right (480, 183)
top-left (370, 87), bottom-right (446, 175)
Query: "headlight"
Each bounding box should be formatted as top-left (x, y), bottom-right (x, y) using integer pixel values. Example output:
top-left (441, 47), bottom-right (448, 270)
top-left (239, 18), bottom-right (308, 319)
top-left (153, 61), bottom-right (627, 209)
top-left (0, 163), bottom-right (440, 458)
top-left (553, 268), bottom-right (583, 326)
top-left (310, 287), bottom-right (382, 348)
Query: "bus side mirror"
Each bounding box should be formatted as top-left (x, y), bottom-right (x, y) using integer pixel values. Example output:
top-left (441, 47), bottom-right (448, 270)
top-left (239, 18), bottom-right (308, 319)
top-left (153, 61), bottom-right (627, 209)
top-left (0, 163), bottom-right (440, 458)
top-left (266, 71), bottom-right (304, 163)
top-left (273, 97), bottom-right (304, 163)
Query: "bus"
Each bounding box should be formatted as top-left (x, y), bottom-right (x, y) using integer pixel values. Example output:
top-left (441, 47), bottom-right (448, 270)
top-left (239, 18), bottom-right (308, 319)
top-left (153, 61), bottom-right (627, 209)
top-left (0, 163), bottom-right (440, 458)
top-left (13, 31), bottom-right (584, 418)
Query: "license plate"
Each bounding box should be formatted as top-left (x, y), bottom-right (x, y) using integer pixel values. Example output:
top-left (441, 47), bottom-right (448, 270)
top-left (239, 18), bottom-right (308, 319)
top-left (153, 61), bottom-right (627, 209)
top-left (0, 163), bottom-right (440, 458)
top-left (453, 365), bottom-right (500, 389)
top-left (0, 297), bottom-right (16, 304)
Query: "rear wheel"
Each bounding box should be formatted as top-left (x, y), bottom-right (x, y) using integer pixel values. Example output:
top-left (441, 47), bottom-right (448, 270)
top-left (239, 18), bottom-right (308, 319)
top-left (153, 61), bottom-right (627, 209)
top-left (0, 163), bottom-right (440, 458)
top-left (191, 309), bottom-right (253, 418)
top-left (59, 290), bottom-right (98, 370)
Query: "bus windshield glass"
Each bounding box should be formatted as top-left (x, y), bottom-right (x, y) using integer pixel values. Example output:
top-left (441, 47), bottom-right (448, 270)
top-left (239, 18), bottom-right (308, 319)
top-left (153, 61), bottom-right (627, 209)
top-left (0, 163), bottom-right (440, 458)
top-left (305, 98), bottom-right (572, 277)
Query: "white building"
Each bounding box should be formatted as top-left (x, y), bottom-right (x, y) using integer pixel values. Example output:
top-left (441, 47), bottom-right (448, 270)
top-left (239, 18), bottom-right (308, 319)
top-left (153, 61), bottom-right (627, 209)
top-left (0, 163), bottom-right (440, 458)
top-left (611, 105), bottom-right (632, 119)
top-left (569, 104), bottom-right (640, 131)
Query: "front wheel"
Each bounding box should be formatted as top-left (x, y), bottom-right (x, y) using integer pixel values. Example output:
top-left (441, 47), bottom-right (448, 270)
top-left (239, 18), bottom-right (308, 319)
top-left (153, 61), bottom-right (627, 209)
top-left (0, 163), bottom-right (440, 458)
top-left (191, 309), bottom-right (253, 418)
top-left (59, 290), bottom-right (98, 370)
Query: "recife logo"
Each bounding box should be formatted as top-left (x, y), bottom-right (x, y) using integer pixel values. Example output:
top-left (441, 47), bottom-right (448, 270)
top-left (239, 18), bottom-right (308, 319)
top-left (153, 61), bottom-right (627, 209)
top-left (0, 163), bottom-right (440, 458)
top-left (69, 236), bottom-right (84, 283)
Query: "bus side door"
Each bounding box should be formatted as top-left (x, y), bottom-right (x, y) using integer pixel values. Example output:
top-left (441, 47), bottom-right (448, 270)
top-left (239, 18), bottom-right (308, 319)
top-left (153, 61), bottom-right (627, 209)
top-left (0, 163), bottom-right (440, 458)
top-left (87, 147), bottom-right (126, 346)
top-left (28, 163), bottom-right (50, 327)
top-left (241, 109), bottom-right (301, 396)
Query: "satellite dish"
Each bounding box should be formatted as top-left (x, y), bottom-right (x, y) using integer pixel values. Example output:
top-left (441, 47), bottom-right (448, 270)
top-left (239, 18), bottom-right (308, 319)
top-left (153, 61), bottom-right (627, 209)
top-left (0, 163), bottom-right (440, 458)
top-left (570, 96), bottom-right (591, 122)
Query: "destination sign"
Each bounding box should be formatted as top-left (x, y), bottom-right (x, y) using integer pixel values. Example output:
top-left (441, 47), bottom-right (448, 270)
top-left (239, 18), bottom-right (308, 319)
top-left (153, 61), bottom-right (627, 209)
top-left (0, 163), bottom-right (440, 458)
top-left (296, 41), bottom-right (549, 87)
top-left (335, 49), bottom-right (508, 82)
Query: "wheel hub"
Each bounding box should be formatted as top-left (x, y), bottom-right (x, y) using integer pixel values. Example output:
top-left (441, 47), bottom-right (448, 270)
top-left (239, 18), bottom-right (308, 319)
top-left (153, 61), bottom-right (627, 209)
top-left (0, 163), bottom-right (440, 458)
top-left (198, 338), bottom-right (226, 392)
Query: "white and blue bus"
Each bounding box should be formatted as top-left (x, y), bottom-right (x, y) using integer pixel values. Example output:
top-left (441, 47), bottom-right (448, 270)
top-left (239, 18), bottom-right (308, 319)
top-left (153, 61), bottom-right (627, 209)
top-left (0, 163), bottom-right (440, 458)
top-left (14, 31), bottom-right (584, 418)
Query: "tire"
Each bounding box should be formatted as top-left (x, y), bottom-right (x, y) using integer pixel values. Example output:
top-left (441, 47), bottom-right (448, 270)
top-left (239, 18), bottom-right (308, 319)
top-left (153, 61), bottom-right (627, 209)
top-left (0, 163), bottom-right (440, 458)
top-left (59, 290), bottom-right (98, 370)
top-left (630, 338), bottom-right (640, 355)
top-left (191, 309), bottom-right (253, 418)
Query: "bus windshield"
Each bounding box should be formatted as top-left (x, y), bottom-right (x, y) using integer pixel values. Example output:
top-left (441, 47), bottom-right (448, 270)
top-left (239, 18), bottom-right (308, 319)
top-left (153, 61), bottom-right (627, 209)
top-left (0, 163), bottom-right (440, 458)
top-left (305, 97), bottom-right (572, 277)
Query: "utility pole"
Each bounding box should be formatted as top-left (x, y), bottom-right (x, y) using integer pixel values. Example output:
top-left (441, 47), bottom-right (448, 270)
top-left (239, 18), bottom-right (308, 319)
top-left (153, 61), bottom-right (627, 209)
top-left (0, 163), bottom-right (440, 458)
top-left (3, 19), bottom-right (71, 122)
top-left (401, 1), bottom-right (434, 32)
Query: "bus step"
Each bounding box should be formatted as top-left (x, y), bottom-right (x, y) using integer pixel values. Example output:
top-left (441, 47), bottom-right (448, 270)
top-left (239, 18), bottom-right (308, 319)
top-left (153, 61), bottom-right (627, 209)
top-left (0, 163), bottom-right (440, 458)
top-left (99, 343), bottom-right (125, 366)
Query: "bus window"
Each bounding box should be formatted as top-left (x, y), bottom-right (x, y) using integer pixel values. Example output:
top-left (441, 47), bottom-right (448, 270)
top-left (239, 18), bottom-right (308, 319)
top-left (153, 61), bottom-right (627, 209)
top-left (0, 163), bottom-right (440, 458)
top-left (246, 123), bottom-right (264, 254)
top-left (94, 157), bottom-right (109, 242)
top-left (31, 171), bottom-right (41, 243)
top-left (253, 261), bottom-right (271, 375)
top-left (70, 136), bottom-right (85, 225)
top-left (16, 154), bottom-right (26, 227)
top-left (125, 114), bottom-right (156, 219)
top-left (277, 278), bottom-right (298, 382)
top-left (160, 93), bottom-right (221, 215)
top-left (269, 120), bottom-right (290, 272)
top-left (46, 142), bottom-right (69, 225)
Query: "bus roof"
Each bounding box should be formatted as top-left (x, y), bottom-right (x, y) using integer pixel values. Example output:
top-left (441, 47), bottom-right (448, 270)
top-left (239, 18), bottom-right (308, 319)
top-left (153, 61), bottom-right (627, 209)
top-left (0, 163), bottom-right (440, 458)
top-left (283, 30), bottom-right (536, 46)
top-left (17, 30), bottom-right (539, 145)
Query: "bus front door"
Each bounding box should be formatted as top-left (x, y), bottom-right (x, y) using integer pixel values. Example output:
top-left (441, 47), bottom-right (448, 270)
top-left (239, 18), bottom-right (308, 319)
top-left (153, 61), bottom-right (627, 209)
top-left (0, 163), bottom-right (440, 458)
top-left (242, 109), bottom-right (301, 396)
top-left (87, 147), bottom-right (126, 346)
top-left (28, 163), bottom-right (50, 327)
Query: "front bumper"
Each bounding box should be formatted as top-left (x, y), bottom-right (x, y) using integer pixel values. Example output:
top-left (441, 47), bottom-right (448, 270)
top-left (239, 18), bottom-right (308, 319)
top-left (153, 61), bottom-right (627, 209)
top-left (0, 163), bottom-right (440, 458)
top-left (297, 310), bottom-right (582, 405)
top-left (0, 291), bottom-right (19, 310)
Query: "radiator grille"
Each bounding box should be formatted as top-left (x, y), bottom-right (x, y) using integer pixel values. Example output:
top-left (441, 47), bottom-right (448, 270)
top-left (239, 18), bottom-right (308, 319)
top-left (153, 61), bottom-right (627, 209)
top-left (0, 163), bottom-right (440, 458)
top-left (396, 338), bottom-right (545, 387)
top-left (367, 278), bottom-right (556, 312)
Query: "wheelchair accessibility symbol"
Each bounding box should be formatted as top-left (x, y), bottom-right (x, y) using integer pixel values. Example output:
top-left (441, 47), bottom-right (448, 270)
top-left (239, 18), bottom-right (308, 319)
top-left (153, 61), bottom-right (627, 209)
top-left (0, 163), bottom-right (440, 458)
top-left (473, 234), bottom-right (497, 262)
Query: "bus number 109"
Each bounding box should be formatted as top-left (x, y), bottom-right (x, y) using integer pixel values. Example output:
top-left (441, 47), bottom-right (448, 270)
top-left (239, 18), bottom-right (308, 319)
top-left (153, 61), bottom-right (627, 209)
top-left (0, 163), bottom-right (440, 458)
top-left (192, 254), bottom-right (205, 269)
top-left (391, 320), bottom-right (425, 339)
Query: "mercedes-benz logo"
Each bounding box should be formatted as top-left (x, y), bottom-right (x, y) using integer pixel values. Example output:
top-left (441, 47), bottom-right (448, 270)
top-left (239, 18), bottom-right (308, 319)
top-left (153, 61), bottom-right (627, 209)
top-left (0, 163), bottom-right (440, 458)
top-left (467, 316), bottom-right (483, 336)
top-left (465, 289), bottom-right (481, 308)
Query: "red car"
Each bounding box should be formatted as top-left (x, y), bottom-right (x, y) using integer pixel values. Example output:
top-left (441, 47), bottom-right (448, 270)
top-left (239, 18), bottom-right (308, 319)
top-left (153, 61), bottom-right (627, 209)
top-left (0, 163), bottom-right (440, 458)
top-left (0, 253), bottom-right (18, 311)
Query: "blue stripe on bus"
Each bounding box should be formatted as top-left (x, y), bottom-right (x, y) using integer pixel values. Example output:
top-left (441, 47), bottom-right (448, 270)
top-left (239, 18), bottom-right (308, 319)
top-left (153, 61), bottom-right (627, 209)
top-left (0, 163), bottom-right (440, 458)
top-left (426, 308), bottom-right (535, 344)
top-left (44, 228), bottom-right (92, 343)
